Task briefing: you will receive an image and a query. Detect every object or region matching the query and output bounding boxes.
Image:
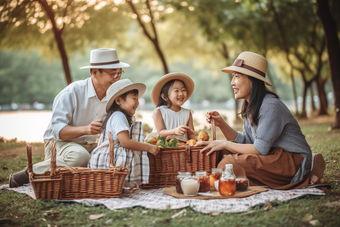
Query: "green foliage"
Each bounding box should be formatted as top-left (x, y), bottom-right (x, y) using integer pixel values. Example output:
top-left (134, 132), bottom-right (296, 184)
top-left (0, 50), bottom-right (66, 105)
top-left (156, 135), bottom-right (178, 148)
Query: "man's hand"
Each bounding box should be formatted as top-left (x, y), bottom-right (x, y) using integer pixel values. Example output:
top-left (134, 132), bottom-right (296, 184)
top-left (87, 119), bottom-right (102, 135)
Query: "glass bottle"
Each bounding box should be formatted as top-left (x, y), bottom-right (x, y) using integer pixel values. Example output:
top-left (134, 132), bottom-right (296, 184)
top-left (176, 172), bottom-right (192, 193)
top-left (195, 171), bottom-right (210, 192)
top-left (209, 168), bottom-right (222, 188)
top-left (219, 164), bottom-right (236, 196)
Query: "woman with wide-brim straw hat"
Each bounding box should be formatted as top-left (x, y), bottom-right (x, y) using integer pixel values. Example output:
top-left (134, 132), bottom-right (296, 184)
top-left (197, 51), bottom-right (328, 190)
top-left (145, 72), bottom-right (197, 142)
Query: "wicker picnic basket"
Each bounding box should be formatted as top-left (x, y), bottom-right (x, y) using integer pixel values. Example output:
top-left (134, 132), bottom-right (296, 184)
top-left (27, 132), bottom-right (129, 200)
top-left (142, 120), bottom-right (219, 188)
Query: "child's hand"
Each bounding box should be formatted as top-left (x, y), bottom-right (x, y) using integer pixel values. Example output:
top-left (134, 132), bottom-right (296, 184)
top-left (148, 144), bottom-right (160, 156)
top-left (174, 125), bottom-right (190, 136)
top-left (206, 111), bottom-right (224, 127)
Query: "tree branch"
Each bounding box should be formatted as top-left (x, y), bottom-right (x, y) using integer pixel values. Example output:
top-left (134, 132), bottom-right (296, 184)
top-left (145, 0), bottom-right (158, 42)
top-left (126, 0), bottom-right (154, 41)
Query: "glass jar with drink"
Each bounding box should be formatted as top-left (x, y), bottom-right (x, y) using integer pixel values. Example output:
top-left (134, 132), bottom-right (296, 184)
top-left (219, 164), bottom-right (236, 196)
top-left (195, 171), bottom-right (210, 192)
top-left (209, 168), bottom-right (222, 189)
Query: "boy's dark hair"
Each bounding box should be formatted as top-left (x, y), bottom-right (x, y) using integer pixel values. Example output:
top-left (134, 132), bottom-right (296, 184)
top-left (240, 76), bottom-right (279, 126)
top-left (101, 89), bottom-right (139, 139)
top-left (157, 79), bottom-right (185, 108)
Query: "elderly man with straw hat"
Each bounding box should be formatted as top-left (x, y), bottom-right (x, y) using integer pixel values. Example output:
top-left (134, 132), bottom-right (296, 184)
top-left (9, 48), bottom-right (130, 188)
top-left (197, 51), bottom-right (328, 190)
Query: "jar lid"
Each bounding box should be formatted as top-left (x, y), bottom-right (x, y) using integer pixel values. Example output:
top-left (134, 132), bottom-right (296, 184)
top-left (177, 172), bottom-right (191, 176)
top-left (212, 168), bottom-right (222, 172)
top-left (195, 171), bottom-right (207, 176)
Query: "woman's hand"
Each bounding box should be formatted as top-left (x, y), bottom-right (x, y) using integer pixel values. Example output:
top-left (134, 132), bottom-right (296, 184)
top-left (148, 144), bottom-right (160, 156)
top-left (197, 140), bottom-right (227, 156)
top-left (174, 125), bottom-right (190, 136)
top-left (206, 111), bottom-right (224, 127)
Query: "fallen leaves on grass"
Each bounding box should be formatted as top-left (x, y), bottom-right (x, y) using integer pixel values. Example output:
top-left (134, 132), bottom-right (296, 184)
top-left (302, 213), bottom-right (319, 225)
top-left (89, 214), bottom-right (105, 220)
top-left (241, 210), bottom-right (256, 215)
top-left (302, 213), bottom-right (313, 222)
top-left (324, 200), bottom-right (340, 208)
top-left (171, 210), bottom-right (187, 219)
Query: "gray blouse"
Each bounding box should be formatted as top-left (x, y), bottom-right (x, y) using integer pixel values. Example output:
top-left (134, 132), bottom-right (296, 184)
top-left (235, 94), bottom-right (312, 183)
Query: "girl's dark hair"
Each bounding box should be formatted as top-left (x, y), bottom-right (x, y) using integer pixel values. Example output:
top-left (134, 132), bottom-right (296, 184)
top-left (157, 79), bottom-right (185, 108)
top-left (101, 89), bottom-right (139, 137)
top-left (240, 76), bottom-right (279, 126)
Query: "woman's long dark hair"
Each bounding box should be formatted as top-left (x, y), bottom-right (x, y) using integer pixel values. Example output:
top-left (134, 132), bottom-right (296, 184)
top-left (157, 79), bottom-right (185, 108)
top-left (240, 76), bottom-right (279, 126)
top-left (101, 89), bottom-right (139, 138)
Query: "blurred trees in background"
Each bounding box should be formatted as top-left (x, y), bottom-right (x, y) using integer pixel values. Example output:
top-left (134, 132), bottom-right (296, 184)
top-left (0, 0), bottom-right (339, 127)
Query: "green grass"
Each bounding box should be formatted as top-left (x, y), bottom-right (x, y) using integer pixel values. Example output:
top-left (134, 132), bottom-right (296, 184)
top-left (1, 121), bottom-right (340, 226)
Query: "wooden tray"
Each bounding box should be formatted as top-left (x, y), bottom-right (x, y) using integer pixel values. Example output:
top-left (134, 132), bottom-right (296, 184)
top-left (162, 186), bottom-right (269, 200)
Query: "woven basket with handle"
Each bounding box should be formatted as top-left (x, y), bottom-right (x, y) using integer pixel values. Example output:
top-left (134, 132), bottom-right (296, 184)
top-left (141, 120), bottom-right (219, 188)
top-left (28, 132), bottom-right (129, 200)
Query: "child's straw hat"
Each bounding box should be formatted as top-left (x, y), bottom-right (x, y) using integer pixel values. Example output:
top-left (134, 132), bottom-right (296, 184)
top-left (221, 51), bottom-right (273, 86)
top-left (151, 72), bottom-right (195, 106)
top-left (106, 79), bottom-right (146, 112)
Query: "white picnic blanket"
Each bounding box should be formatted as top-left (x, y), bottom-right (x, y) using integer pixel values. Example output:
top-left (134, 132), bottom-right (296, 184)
top-left (0, 184), bottom-right (325, 213)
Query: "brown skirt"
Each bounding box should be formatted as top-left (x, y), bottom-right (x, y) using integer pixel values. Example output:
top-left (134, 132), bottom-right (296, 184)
top-left (217, 148), bottom-right (312, 190)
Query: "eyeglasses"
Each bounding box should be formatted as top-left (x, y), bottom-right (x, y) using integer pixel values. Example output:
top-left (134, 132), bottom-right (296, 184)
top-left (102, 69), bottom-right (124, 78)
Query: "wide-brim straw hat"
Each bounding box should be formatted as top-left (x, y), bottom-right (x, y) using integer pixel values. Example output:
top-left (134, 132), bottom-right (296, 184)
top-left (80, 48), bottom-right (129, 69)
top-left (151, 72), bottom-right (195, 107)
top-left (106, 79), bottom-right (146, 112)
top-left (221, 51), bottom-right (273, 86)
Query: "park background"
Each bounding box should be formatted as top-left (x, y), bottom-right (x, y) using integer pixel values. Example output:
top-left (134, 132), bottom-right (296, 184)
top-left (1, 0), bottom-right (340, 143)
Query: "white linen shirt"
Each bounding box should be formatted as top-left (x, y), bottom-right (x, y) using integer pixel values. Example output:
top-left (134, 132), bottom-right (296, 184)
top-left (43, 77), bottom-right (107, 144)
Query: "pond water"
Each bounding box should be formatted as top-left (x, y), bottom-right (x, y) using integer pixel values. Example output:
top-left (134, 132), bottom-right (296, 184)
top-left (0, 110), bottom-right (235, 143)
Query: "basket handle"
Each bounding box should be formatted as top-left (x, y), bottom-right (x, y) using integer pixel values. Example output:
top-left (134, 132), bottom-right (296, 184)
top-left (108, 131), bottom-right (115, 168)
top-left (211, 118), bottom-right (216, 140)
top-left (50, 140), bottom-right (57, 177)
top-left (185, 144), bottom-right (192, 163)
top-left (27, 143), bottom-right (33, 174)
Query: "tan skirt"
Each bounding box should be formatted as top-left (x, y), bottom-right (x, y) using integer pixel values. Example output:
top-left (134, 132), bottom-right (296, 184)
top-left (217, 148), bottom-right (312, 190)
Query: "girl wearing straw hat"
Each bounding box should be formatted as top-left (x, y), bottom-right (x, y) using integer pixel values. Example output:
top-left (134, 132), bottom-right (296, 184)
top-left (146, 73), bottom-right (198, 142)
top-left (198, 52), bottom-right (327, 190)
top-left (88, 79), bottom-right (159, 185)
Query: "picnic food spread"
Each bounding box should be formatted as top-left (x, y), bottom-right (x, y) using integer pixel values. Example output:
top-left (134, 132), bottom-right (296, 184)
top-left (146, 130), bottom-right (210, 148)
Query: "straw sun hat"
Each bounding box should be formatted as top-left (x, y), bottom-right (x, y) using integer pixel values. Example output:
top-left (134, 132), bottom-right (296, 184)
top-left (151, 72), bottom-right (195, 107)
top-left (106, 79), bottom-right (146, 112)
top-left (80, 48), bottom-right (130, 69)
top-left (222, 51), bottom-right (273, 86)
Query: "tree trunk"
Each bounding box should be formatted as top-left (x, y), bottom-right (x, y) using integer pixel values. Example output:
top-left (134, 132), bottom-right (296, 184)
top-left (153, 41), bottom-right (169, 74)
top-left (316, 77), bottom-right (328, 115)
top-left (38, 0), bottom-right (72, 85)
top-left (270, 1), bottom-right (298, 114)
top-left (301, 83), bottom-right (309, 118)
top-left (310, 83), bottom-right (316, 111)
top-left (316, 0), bottom-right (340, 128)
